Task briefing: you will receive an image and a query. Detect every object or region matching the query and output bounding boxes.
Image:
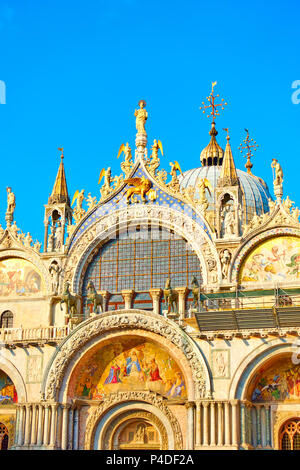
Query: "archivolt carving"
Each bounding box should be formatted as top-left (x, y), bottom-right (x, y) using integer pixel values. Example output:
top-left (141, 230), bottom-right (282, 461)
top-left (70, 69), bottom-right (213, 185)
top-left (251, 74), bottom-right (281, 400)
top-left (63, 205), bottom-right (220, 292)
top-left (84, 391), bottom-right (182, 450)
top-left (43, 311), bottom-right (209, 401)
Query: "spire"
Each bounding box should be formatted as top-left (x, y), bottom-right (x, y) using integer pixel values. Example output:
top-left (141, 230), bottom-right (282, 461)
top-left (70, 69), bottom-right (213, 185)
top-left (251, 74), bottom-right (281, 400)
top-left (48, 148), bottom-right (70, 205)
top-left (218, 130), bottom-right (238, 186)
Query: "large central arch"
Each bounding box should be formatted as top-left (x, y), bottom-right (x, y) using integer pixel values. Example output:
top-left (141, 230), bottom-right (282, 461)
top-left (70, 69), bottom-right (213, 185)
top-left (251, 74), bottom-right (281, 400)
top-left (42, 310), bottom-right (211, 401)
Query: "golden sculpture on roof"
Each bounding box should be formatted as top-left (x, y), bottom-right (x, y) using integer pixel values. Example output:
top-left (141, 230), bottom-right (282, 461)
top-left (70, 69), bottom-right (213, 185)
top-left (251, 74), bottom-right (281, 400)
top-left (118, 143), bottom-right (133, 178)
top-left (134, 100), bottom-right (148, 135)
top-left (124, 176), bottom-right (156, 203)
top-left (147, 139), bottom-right (163, 175)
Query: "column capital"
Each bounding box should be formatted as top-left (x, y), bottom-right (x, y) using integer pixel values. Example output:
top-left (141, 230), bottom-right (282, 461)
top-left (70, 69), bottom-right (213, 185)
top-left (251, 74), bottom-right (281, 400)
top-left (202, 401), bottom-right (211, 408)
top-left (99, 290), bottom-right (111, 299)
top-left (230, 399), bottom-right (239, 406)
top-left (185, 401), bottom-right (195, 410)
top-left (149, 288), bottom-right (163, 300)
top-left (175, 286), bottom-right (189, 297)
top-left (61, 403), bottom-right (71, 410)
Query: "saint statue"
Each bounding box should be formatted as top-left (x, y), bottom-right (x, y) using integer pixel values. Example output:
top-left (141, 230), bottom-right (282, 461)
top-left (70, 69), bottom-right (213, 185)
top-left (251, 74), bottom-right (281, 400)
top-left (49, 261), bottom-right (62, 295)
top-left (6, 187), bottom-right (16, 216)
top-left (222, 205), bottom-right (235, 237)
top-left (271, 159), bottom-right (283, 186)
top-left (134, 100), bottom-right (148, 135)
top-left (220, 249), bottom-right (231, 279)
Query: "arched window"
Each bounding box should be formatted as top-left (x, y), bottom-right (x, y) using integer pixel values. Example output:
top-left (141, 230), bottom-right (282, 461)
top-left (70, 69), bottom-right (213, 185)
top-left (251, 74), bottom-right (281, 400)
top-left (82, 225), bottom-right (202, 316)
top-left (0, 311), bottom-right (13, 328)
top-left (280, 419), bottom-right (300, 450)
top-left (0, 423), bottom-right (8, 450)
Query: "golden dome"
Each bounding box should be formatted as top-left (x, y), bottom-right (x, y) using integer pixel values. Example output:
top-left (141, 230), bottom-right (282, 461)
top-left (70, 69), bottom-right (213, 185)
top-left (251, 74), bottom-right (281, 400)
top-left (200, 122), bottom-right (224, 166)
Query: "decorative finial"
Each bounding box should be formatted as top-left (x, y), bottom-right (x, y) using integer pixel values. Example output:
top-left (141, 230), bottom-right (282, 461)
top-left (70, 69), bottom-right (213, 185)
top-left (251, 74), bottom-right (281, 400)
top-left (58, 147), bottom-right (64, 160)
top-left (223, 128), bottom-right (230, 140)
top-left (238, 129), bottom-right (258, 175)
top-left (199, 82), bottom-right (228, 124)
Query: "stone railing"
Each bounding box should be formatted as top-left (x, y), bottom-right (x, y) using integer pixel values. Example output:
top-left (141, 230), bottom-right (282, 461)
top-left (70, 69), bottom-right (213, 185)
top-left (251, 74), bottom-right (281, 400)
top-left (0, 326), bottom-right (70, 347)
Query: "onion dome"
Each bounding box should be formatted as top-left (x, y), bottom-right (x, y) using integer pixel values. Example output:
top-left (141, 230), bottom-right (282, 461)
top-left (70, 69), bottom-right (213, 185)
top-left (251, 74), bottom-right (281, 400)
top-left (200, 122), bottom-right (224, 166)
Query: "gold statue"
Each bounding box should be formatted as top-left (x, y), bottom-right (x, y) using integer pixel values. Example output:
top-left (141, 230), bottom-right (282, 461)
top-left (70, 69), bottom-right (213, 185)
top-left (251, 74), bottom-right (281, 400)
top-left (124, 176), bottom-right (153, 203)
top-left (134, 100), bottom-right (148, 135)
top-left (71, 189), bottom-right (86, 224)
top-left (148, 139), bottom-right (163, 175)
top-left (197, 178), bottom-right (212, 206)
top-left (6, 187), bottom-right (16, 216)
top-left (168, 161), bottom-right (182, 192)
top-left (99, 167), bottom-right (113, 200)
top-left (118, 143), bottom-right (133, 178)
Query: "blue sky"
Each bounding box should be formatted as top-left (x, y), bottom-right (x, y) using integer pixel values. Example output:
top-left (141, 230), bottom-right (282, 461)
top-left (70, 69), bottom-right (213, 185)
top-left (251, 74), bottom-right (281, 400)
top-left (0, 0), bottom-right (299, 244)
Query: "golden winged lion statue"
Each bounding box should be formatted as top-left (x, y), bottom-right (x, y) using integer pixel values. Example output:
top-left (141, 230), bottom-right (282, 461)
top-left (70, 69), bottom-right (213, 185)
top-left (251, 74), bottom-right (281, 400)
top-left (124, 176), bottom-right (154, 204)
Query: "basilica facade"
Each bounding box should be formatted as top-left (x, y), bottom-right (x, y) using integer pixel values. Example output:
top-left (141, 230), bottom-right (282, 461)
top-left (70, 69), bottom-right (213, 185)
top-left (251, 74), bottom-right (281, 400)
top-left (0, 93), bottom-right (300, 451)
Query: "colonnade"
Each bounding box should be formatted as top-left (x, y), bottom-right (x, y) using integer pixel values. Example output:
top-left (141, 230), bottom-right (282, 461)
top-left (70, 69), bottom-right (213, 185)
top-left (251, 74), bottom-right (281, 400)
top-left (13, 403), bottom-right (80, 450)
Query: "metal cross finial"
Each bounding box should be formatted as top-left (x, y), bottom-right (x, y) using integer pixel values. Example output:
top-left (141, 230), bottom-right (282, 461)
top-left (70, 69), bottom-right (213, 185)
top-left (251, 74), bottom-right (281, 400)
top-left (58, 147), bottom-right (64, 159)
top-left (199, 82), bottom-right (228, 123)
top-left (238, 129), bottom-right (258, 174)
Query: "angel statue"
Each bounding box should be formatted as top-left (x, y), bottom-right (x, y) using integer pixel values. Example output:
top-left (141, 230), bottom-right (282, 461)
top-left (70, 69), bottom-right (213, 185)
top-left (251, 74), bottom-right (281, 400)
top-left (86, 193), bottom-right (98, 211)
top-left (168, 161), bottom-right (182, 193)
top-left (197, 178), bottom-right (212, 211)
top-left (71, 189), bottom-right (86, 224)
top-left (118, 143), bottom-right (133, 178)
top-left (148, 139), bottom-right (163, 175)
top-left (134, 100), bottom-right (148, 135)
top-left (98, 167), bottom-right (113, 200)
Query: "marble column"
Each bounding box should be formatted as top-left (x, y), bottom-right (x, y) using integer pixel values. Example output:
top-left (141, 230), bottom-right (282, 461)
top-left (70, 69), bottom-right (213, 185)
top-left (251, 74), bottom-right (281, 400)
top-left (176, 287), bottom-right (189, 320)
top-left (49, 404), bottom-right (58, 448)
top-left (30, 404), bottom-right (37, 445)
top-left (149, 288), bottom-right (162, 315)
top-left (61, 404), bottom-right (70, 450)
top-left (68, 407), bottom-right (75, 450)
top-left (224, 401), bottom-right (231, 446)
top-left (185, 402), bottom-right (195, 450)
top-left (121, 290), bottom-right (134, 309)
top-left (17, 405), bottom-right (25, 446)
top-left (231, 400), bottom-right (239, 447)
top-left (264, 404), bottom-right (271, 448)
top-left (73, 408), bottom-right (79, 450)
top-left (240, 402), bottom-right (246, 447)
top-left (43, 405), bottom-right (50, 446)
top-left (24, 404), bottom-right (32, 446)
top-left (99, 290), bottom-right (111, 312)
top-left (195, 402), bottom-right (202, 447)
top-left (37, 405), bottom-right (44, 447)
top-left (256, 405), bottom-right (262, 447)
top-left (210, 402), bottom-right (216, 446)
top-left (217, 402), bottom-right (223, 446)
top-left (203, 402), bottom-right (209, 446)
top-left (44, 222), bottom-right (49, 253)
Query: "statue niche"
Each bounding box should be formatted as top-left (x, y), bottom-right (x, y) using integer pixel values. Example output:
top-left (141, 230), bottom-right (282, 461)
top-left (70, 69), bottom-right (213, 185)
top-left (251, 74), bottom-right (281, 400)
top-left (219, 193), bottom-right (238, 238)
